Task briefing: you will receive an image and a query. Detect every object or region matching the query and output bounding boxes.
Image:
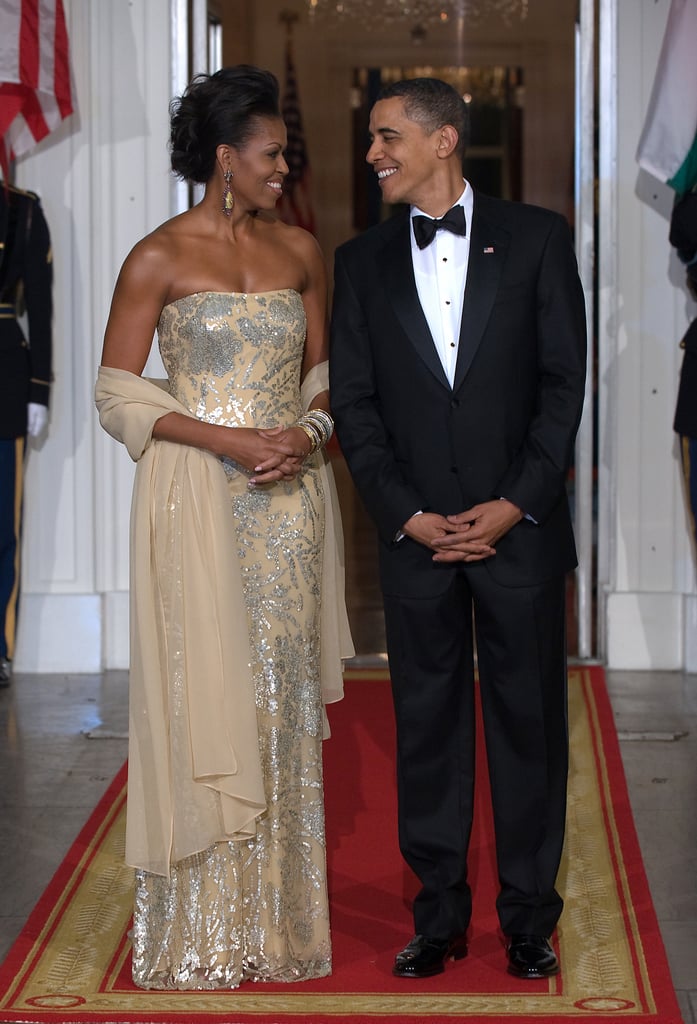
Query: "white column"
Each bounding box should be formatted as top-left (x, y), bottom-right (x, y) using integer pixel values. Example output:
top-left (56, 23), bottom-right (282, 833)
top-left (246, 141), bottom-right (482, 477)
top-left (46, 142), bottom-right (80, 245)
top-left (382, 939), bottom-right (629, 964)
top-left (14, 0), bottom-right (173, 671)
top-left (599, 0), bottom-right (697, 670)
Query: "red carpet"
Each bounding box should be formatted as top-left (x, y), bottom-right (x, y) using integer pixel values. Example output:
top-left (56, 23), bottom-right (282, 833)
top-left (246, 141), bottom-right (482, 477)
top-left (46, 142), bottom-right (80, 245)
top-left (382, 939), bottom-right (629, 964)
top-left (0, 666), bottom-right (682, 1023)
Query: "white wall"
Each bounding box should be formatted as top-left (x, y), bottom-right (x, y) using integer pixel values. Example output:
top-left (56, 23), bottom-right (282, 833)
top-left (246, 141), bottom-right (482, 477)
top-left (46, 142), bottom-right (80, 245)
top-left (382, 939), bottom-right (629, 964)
top-left (14, 0), bottom-right (173, 671)
top-left (599, 0), bottom-right (697, 670)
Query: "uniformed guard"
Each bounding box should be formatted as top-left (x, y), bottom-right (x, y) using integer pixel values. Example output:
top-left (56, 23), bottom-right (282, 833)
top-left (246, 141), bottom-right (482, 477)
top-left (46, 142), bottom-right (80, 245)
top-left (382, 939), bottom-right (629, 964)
top-left (0, 183), bottom-right (53, 685)
top-left (671, 187), bottom-right (697, 560)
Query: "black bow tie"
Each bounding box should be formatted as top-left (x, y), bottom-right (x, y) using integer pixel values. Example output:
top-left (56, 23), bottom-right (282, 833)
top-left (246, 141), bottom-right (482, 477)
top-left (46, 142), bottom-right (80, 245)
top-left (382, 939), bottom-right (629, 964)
top-left (412, 204), bottom-right (467, 249)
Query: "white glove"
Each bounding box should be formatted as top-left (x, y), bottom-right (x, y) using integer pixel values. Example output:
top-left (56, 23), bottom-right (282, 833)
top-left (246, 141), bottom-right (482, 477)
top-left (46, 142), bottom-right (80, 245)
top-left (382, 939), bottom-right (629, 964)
top-left (27, 402), bottom-right (48, 438)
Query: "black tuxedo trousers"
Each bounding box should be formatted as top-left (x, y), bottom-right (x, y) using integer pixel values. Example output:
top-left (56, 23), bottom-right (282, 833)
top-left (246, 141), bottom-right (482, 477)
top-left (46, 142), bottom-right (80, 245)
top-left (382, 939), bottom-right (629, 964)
top-left (330, 192), bottom-right (587, 939)
top-left (383, 566), bottom-right (567, 938)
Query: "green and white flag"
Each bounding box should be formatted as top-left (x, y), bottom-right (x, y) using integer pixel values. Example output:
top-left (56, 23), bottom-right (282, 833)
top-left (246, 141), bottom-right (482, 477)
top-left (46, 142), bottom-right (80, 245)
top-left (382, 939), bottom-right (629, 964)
top-left (636, 0), bottom-right (697, 195)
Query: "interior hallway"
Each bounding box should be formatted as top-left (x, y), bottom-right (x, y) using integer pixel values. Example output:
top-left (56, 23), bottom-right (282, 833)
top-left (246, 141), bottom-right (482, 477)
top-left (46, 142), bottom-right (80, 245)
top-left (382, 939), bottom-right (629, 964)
top-left (1, 476), bottom-right (696, 1021)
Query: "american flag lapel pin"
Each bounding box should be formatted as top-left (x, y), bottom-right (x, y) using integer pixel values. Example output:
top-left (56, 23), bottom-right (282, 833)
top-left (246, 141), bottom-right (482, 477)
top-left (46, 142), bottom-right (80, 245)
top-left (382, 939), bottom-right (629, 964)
top-left (483, 245), bottom-right (495, 254)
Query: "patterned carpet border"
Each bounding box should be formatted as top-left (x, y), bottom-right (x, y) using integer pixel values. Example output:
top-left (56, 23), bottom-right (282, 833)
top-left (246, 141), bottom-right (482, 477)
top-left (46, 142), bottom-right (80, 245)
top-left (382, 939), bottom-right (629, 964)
top-left (0, 666), bottom-right (682, 1023)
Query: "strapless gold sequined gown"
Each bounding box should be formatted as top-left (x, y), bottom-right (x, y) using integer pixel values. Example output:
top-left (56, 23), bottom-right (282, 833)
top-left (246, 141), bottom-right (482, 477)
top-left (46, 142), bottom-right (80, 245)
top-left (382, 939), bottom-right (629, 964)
top-left (130, 290), bottom-right (329, 989)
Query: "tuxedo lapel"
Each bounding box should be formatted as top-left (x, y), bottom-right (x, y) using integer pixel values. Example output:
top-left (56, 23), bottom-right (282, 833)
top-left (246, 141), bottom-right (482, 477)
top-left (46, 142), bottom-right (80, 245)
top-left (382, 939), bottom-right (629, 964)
top-left (453, 193), bottom-right (510, 392)
top-left (378, 214), bottom-right (451, 390)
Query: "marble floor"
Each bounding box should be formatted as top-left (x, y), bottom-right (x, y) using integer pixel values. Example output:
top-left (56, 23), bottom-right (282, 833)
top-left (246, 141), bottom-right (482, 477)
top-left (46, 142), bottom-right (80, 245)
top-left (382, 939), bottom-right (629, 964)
top-left (1, 478), bottom-right (696, 1021)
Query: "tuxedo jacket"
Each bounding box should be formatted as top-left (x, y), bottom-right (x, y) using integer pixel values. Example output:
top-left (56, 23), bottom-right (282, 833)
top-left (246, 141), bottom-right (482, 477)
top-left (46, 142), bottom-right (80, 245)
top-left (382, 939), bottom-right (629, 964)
top-left (329, 191), bottom-right (587, 598)
top-left (0, 184), bottom-right (53, 439)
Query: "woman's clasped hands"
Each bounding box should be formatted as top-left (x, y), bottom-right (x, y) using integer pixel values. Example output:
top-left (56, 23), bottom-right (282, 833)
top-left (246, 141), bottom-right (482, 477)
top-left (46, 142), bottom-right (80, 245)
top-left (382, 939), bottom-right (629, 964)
top-left (221, 423), bottom-right (313, 486)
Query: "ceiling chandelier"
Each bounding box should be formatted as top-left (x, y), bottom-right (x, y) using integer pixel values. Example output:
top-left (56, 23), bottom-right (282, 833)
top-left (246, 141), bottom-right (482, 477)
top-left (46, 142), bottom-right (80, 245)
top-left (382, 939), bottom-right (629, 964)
top-left (307, 0), bottom-right (529, 27)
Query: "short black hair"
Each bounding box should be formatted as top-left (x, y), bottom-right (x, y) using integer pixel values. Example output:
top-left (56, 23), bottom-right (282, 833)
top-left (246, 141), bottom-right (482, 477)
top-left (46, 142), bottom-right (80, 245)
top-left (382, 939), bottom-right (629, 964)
top-left (169, 65), bottom-right (280, 184)
top-left (378, 77), bottom-right (469, 159)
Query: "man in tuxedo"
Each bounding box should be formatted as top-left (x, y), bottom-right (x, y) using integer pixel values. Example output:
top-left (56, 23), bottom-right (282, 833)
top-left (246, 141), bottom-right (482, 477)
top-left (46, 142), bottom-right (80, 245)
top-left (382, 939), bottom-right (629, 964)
top-left (329, 78), bottom-right (586, 980)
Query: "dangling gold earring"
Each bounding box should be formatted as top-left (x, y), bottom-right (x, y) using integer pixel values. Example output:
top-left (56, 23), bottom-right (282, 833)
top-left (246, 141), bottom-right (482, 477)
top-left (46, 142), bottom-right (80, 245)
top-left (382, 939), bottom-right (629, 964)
top-left (222, 169), bottom-right (234, 216)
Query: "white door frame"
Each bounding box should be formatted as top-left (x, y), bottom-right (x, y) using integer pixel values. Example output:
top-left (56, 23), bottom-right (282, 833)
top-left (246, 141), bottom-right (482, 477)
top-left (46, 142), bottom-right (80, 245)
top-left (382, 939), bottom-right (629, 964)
top-left (574, 0), bottom-right (597, 660)
top-left (596, 0), bottom-right (618, 663)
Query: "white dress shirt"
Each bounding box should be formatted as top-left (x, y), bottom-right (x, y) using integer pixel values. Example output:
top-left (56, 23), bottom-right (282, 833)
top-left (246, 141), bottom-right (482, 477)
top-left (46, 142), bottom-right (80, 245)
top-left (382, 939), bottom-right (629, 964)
top-left (410, 182), bottom-right (473, 388)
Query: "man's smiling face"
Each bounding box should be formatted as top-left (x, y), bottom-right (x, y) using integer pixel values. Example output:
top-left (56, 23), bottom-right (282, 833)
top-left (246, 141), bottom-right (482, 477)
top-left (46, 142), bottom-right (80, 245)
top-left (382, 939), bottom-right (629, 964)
top-left (366, 96), bottom-right (441, 209)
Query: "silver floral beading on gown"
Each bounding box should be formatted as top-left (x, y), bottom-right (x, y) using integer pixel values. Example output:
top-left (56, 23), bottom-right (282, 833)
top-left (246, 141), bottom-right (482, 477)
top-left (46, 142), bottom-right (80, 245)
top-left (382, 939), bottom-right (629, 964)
top-left (131, 290), bottom-right (329, 989)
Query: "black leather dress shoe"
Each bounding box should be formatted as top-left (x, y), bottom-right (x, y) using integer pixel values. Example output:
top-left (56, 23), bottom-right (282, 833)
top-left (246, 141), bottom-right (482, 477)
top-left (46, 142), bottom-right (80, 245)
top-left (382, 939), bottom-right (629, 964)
top-left (393, 933), bottom-right (468, 978)
top-left (506, 934), bottom-right (559, 978)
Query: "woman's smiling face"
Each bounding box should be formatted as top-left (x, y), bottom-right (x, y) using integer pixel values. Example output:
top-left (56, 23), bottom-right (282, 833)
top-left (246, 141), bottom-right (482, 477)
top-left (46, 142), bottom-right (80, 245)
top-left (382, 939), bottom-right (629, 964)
top-left (229, 116), bottom-right (289, 210)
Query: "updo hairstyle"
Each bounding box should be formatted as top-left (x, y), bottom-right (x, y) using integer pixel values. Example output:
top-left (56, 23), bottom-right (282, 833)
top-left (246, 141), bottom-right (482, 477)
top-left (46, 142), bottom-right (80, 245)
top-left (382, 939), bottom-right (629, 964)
top-left (169, 65), bottom-right (281, 184)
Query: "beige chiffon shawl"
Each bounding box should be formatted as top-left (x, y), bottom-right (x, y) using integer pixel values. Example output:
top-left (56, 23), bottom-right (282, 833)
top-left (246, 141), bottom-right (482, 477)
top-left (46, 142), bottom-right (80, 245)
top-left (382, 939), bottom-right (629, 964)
top-left (95, 364), bottom-right (352, 876)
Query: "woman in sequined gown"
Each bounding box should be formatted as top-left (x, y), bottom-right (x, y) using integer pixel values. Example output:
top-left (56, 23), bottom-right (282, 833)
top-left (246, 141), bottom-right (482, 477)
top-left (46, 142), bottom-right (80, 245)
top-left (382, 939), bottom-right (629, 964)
top-left (96, 67), bottom-right (351, 989)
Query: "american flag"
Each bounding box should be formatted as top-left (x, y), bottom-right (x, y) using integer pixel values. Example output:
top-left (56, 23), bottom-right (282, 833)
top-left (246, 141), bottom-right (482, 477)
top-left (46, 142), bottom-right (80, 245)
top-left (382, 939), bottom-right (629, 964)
top-left (0, 0), bottom-right (76, 177)
top-left (278, 37), bottom-right (316, 234)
